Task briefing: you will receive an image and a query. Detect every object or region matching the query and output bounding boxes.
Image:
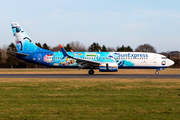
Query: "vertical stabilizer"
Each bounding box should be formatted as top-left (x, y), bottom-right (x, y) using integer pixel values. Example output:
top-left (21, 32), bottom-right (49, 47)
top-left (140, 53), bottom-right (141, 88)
top-left (11, 22), bottom-right (49, 53)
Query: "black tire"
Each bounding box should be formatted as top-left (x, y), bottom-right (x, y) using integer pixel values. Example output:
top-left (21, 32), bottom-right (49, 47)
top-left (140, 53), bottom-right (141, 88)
top-left (88, 70), bottom-right (94, 75)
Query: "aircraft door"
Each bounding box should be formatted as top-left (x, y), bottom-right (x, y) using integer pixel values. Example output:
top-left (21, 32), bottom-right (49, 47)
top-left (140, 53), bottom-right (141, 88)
top-left (153, 55), bottom-right (157, 63)
top-left (38, 54), bottom-right (42, 63)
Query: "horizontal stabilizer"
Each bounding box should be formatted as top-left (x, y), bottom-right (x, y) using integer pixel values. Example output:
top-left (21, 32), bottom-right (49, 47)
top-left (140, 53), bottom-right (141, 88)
top-left (7, 51), bottom-right (29, 57)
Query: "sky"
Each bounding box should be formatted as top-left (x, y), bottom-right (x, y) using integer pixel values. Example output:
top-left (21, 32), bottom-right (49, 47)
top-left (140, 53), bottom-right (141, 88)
top-left (1, 0), bottom-right (180, 52)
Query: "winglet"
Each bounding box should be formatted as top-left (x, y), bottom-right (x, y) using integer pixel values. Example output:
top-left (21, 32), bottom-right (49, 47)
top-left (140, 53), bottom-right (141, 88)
top-left (59, 44), bottom-right (69, 57)
top-left (59, 44), bottom-right (63, 48)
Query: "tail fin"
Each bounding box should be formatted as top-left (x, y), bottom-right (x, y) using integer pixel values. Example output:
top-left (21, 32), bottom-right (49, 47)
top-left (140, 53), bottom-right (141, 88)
top-left (11, 22), bottom-right (49, 53)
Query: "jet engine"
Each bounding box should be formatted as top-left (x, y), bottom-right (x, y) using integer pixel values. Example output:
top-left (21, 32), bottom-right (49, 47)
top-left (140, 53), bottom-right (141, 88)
top-left (99, 63), bottom-right (118, 72)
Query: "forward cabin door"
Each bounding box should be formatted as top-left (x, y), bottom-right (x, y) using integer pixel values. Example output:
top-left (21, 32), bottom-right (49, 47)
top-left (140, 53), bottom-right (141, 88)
top-left (153, 55), bottom-right (157, 63)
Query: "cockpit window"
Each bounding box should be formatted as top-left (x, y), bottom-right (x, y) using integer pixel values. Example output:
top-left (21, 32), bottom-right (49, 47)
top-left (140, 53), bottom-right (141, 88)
top-left (161, 57), bottom-right (167, 59)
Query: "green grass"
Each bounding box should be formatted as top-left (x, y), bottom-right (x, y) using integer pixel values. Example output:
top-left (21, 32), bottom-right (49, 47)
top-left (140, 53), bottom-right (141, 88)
top-left (0, 78), bottom-right (180, 119)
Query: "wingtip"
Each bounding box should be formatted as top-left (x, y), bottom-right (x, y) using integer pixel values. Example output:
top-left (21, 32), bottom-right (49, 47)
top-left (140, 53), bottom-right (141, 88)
top-left (59, 44), bottom-right (63, 48)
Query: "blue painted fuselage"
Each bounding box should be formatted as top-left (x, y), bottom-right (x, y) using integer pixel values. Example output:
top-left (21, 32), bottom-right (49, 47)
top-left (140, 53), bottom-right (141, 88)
top-left (17, 51), bottom-right (170, 69)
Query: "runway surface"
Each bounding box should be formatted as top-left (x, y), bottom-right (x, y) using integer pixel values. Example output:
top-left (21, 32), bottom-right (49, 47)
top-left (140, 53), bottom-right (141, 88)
top-left (0, 74), bottom-right (180, 79)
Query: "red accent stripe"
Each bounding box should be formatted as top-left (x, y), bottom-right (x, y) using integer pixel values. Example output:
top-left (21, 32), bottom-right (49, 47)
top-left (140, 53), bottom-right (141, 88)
top-left (59, 44), bottom-right (63, 48)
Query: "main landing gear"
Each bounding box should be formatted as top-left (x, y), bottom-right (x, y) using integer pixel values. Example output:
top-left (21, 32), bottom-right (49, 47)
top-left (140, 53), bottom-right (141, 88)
top-left (88, 69), bottom-right (94, 75)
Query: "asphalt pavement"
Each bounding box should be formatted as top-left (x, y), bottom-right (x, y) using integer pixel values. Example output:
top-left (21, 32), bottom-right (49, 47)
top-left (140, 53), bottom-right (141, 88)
top-left (0, 74), bottom-right (180, 79)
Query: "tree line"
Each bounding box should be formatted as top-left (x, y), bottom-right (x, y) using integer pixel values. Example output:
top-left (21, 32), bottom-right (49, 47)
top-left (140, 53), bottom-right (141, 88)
top-left (0, 41), bottom-right (178, 68)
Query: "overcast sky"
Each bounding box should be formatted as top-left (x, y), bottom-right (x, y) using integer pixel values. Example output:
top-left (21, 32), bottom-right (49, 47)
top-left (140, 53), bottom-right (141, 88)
top-left (1, 0), bottom-right (180, 52)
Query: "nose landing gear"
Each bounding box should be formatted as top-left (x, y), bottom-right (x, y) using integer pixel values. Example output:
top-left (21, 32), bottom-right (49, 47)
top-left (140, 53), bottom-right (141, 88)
top-left (155, 70), bottom-right (159, 75)
top-left (88, 69), bottom-right (94, 75)
top-left (155, 68), bottom-right (164, 75)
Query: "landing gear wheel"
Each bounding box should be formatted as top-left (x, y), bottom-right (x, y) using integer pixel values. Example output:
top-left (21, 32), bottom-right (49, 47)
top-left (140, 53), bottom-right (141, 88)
top-left (155, 71), bottom-right (159, 75)
top-left (88, 69), bottom-right (94, 75)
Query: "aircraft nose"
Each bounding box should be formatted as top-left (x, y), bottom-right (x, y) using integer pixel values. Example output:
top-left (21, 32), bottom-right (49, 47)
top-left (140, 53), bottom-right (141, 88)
top-left (168, 59), bottom-right (174, 66)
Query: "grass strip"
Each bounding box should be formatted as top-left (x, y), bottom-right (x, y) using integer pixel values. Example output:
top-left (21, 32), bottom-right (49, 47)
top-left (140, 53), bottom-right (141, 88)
top-left (0, 78), bottom-right (180, 119)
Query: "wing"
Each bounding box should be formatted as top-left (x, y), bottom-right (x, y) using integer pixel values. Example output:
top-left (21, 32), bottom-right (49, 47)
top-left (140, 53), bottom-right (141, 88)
top-left (59, 44), bottom-right (101, 69)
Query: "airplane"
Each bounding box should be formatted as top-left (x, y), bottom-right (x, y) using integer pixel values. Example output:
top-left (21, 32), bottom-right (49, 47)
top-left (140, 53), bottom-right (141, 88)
top-left (10, 22), bottom-right (174, 75)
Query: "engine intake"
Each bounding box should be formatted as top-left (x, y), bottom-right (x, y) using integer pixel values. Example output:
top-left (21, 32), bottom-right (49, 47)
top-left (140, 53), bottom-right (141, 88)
top-left (99, 63), bottom-right (118, 72)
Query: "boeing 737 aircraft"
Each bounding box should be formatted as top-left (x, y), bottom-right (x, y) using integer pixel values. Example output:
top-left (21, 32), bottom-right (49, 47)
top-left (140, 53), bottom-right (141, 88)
top-left (10, 22), bottom-right (174, 75)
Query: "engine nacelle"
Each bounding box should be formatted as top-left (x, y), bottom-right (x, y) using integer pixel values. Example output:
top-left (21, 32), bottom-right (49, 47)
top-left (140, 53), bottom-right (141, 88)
top-left (99, 63), bottom-right (118, 72)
